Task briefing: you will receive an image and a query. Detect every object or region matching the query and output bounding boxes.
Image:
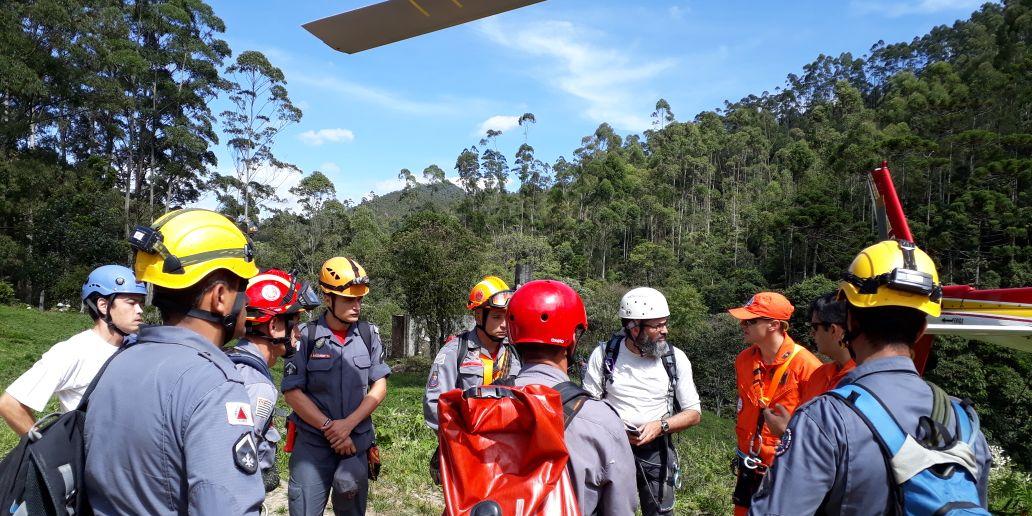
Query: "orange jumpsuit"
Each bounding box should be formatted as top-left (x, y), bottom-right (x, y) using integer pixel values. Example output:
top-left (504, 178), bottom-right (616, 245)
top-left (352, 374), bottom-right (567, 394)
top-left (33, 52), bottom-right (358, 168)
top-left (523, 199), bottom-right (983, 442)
top-left (733, 335), bottom-right (820, 516)
top-left (798, 359), bottom-right (856, 405)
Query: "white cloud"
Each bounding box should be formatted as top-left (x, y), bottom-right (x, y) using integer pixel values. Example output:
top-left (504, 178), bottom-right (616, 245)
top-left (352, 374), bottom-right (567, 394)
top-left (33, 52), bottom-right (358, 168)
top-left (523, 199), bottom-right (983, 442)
top-left (851, 0), bottom-right (986, 16)
top-left (478, 18), bottom-right (676, 131)
top-left (476, 115), bottom-right (521, 137)
top-left (668, 4), bottom-right (689, 19)
top-left (298, 128), bottom-right (355, 146)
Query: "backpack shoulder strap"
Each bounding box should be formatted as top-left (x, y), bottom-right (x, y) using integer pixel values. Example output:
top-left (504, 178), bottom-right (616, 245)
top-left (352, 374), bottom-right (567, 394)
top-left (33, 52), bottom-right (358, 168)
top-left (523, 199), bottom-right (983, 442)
top-left (357, 320), bottom-right (373, 356)
top-left (828, 383), bottom-right (906, 515)
top-left (600, 333), bottom-right (623, 399)
top-left (828, 383), bottom-right (907, 455)
top-left (226, 349), bottom-right (274, 383)
top-left (661, 346), bottom-right (681, 414)
top-left (305, 320), bottom-right (318, 361)
top-left (76, 346), bottom-right (125, 412)
top-left (454, 333), bottom-right (473, 389)
top-left (553, 381), bottom-right (590, 429)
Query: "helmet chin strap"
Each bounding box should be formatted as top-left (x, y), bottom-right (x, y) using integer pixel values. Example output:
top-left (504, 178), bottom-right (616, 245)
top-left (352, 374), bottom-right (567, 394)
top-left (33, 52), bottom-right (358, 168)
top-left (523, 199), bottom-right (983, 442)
top-left (245, 318), bottom-right (296, 358)
top-left (87, 296), bottom-right (131, 338)
top-left (476, 309), bottom-right (505, 343)
top-left (842, 326), bottom-right (862, 361)
top-left (186, 291), bottom-right (248, 344)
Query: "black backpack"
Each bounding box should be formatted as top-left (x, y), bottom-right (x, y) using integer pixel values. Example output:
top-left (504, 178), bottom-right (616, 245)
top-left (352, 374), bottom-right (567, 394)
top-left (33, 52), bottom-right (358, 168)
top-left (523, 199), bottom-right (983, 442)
top-left (0, 350), bottom-right (122, 516)
top-left (599, 332), bottom-right (681, 414)
top-left (306, 319), bottom-right (374, 359)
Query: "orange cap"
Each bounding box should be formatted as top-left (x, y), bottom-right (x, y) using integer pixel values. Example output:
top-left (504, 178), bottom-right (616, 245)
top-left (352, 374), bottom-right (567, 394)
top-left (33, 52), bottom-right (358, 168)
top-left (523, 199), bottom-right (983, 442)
top-left (727, 292), bottom-right (794, 321)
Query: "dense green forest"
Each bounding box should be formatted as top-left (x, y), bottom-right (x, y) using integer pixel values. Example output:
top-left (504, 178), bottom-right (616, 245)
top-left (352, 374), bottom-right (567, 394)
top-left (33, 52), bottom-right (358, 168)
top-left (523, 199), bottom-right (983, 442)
top-left (1, 0), bottom-right (1030, 475)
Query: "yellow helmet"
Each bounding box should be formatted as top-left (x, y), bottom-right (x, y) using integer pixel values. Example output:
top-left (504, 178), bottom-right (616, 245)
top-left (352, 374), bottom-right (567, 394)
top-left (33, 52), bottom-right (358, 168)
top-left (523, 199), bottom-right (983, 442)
top-left (839, 240), bottom-right (942, 317)
top-left (319, 257), bottom-right (369, 297)
top-left (130, 209), bottom-right (258, 290)
top-left (467, 276), bottom-right (513, 310)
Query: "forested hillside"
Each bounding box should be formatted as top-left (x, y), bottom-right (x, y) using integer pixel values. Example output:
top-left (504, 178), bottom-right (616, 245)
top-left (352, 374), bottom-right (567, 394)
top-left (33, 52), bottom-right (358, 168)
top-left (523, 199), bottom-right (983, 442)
top-left (1, 0), bottom-right (1029, 473)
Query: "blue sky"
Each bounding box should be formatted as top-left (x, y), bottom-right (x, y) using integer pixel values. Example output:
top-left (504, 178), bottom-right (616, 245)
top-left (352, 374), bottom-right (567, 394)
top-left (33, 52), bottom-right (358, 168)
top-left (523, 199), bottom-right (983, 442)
top-left (199, 0), bottom-right (988, 210)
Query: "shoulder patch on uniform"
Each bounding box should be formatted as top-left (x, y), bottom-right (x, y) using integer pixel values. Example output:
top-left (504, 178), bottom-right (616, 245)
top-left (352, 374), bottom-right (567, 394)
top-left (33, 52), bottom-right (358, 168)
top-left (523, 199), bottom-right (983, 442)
top-left (427, 367), bottom-right (440, 389)
top-left (433, 352), bottom-right (447, 365)
top-left (284, 361), bottom-right (297, 376)
top-left (775, 428), bottom-right (792, 457)
top-left (371, 324), bottom-right (380, 335)
top-left (736, 397), bottom-right (743, 414)
top-left (226, 402), bottom-right (254, 426)
top-left (255, 397), bottom-right (275, 422)
top-left (234, 432), bottom-right (258, 475)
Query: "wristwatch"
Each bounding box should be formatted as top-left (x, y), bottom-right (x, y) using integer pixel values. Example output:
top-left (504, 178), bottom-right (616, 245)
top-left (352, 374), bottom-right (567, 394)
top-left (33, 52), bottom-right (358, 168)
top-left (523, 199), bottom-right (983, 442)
top-left (660, 418), bottom-right (670, 434)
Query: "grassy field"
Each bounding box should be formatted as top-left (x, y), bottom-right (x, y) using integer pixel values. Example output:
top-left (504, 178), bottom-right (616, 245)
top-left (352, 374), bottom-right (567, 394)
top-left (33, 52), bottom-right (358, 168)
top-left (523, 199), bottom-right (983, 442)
top-left (1, 304), bottom-right (1027, 514)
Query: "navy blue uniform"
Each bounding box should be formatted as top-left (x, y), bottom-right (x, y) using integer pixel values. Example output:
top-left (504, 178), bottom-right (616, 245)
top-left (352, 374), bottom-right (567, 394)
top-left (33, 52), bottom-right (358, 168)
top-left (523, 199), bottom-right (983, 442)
top-left (281, 317), bottom-right (390, 515)
top-left (84, 325), bottom-right (264, 515)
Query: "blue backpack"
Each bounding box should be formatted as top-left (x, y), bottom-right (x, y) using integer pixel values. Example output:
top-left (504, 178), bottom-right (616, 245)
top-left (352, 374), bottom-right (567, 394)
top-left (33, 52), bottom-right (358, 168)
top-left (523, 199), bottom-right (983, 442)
top-left (828, 383), bottom-right (989, 516)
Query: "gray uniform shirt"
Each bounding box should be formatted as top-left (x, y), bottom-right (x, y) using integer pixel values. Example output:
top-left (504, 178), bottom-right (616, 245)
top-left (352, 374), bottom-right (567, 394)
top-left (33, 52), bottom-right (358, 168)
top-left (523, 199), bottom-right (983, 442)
top-left (749, 355), bottom-right (992, 515)
top-left (281, 316), bottom-right (391, 452)
top-left (231, 340), bottom-right (281, 471)
top-left (423, 330), bottom-right (522, 430)
top-left (513, 363), bottom-right (638, 516)
top-left (84, 325), bottom-right (264, 515)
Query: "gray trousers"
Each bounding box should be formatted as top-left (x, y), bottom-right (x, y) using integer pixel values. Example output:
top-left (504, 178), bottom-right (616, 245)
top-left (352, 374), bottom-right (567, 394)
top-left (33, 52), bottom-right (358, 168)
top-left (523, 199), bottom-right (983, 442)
top-left (288, 429), bottom-right (369, 516)
top-left (632, 435), bottom-right (677, 515)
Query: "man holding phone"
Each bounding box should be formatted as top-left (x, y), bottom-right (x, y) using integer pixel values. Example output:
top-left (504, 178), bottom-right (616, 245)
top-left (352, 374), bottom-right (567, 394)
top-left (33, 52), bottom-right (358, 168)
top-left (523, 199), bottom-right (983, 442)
top-left (583, 287), bottom-right (703, 515)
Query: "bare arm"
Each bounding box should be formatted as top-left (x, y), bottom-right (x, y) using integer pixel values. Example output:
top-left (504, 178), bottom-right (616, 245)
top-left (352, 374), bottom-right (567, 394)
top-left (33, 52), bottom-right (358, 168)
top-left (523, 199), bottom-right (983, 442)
top-left (632, 409), bottom-right (701, 445)
top-left (667, 408), bottom-right (701, 433)
top-left (0, 392), bottom-right (36, 436)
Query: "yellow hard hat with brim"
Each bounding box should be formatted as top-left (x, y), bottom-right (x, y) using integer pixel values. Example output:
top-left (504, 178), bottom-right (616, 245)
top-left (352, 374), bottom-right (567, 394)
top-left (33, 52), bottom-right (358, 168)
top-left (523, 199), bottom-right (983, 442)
top-left (130, 209), bottom-right (259, 290)
top-left (839, 240), bottom-right (942, 317)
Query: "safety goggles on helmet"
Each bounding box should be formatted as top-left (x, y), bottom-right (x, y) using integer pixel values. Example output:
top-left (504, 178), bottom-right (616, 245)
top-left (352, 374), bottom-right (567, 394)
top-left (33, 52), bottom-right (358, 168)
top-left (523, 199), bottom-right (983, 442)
top-left (297, 281), bottom-right (322, 310)
top-left (129, 221), bottom-right (255, 275)
top-left (841, 241), bottom-right (942, 302)
top-left (320, 274), bottom-right (370, 294)
top-left (484, 290), bottom-right (514, 309)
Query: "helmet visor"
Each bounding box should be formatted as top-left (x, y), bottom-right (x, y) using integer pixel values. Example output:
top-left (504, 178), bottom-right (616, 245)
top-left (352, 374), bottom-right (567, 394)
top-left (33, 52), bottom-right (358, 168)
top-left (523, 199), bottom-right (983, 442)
top-left (297, 281), bottom-right (322, 310)
top-left (486, 290), bottom-right (514, 309)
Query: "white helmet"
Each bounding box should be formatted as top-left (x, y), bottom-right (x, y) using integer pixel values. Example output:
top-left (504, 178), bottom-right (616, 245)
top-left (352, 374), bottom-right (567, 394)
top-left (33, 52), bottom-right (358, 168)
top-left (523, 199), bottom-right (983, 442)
top-left (619, 287), bottom-right (670, 320)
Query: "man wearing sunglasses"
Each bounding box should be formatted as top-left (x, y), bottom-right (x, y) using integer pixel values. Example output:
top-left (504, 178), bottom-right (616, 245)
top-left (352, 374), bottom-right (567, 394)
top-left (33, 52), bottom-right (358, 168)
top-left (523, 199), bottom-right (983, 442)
top-left (728, 291), bottom-right (821, 516)
top-left (423, 275), bottom-right (521, 482)
top-left (228, 269), bottom-right (317, 493)
top-left (583, 287), bottom-right (702, 515)
top-left (282, 257), bottom-right (391, 516)
top-left (761, 293), bottom-right (857, 437)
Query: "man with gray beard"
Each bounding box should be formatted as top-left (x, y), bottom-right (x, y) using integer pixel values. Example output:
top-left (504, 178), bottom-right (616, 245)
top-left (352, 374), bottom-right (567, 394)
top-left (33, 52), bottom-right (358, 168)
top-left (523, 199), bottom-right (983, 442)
top-left (583, 287), bottom-right (703, 515)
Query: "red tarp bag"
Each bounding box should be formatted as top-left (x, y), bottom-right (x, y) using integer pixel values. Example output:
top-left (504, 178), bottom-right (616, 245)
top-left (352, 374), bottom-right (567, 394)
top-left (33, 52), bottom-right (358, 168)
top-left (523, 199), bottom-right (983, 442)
top-left (438, 384), bottom-right (582, 516)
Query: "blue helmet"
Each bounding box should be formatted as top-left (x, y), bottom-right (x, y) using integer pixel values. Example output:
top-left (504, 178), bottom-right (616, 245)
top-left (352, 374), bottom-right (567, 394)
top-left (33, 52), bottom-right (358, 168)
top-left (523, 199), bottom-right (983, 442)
top-left (81, 265), bottom-right (148, 302)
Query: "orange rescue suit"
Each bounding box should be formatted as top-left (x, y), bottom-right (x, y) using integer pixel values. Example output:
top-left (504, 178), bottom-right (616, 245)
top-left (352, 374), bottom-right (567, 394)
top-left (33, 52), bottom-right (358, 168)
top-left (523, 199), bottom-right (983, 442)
top-left (798, 359), bottom-right (856, 405)
top-left (734, 335), bottom-right (821, 466)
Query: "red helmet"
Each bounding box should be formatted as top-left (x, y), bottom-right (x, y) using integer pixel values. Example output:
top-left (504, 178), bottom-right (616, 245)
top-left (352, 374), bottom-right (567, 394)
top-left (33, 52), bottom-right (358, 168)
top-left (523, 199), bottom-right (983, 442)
top-left (506, 280), bottom-right (588, 348)
top-left (245, 269), bottom-right (304, 324)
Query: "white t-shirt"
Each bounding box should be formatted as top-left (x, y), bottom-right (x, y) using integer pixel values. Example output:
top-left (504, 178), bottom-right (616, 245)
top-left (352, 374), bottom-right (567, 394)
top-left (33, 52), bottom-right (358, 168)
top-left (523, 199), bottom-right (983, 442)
top-left (6, 329), bottom-right (118, 412)
top-left (584, 340), bottom-right (702, 428)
